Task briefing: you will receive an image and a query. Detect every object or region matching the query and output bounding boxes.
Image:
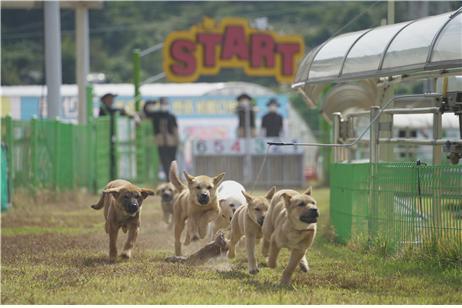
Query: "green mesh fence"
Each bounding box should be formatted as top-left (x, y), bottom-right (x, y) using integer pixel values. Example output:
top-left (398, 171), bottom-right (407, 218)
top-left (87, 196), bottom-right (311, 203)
top-left (330, 162), bottom-right (462, 249)
top-left (1, 116), bottom-right (158, 195)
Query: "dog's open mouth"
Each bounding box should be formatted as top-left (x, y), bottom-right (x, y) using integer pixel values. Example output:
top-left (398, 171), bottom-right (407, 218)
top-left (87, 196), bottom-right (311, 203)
top-left (299, 216), bottom-right (317, 224)
top-left (257, 217), bottom-right (265, 226)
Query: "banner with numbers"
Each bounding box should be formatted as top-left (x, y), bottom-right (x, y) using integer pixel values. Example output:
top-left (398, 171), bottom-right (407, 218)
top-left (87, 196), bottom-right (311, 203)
top-left (192, 138), bottom-right (304, 156)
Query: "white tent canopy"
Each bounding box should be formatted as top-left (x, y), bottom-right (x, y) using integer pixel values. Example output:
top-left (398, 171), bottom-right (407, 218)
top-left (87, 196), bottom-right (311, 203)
top-left (293, 9), bottom-right (462, 87)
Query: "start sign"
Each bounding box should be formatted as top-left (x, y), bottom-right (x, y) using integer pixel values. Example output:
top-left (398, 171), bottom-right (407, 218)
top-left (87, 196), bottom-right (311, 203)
top-left (163, 17), bottom-right (304, 84)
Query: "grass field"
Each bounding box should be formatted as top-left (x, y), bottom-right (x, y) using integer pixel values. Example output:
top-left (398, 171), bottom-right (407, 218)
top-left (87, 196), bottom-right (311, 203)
top-left (1, 188), bottom-right (461, 304)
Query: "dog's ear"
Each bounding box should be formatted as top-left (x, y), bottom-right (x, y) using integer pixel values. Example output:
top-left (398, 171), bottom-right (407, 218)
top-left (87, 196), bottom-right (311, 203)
top-left (183, 171), bottom-right (195, 185)
top-left (213, 172), bottom-right (225, 186)
top-left (281, 192), bottom-right (292, 208)
top-left (265, 186), bottom-right (276, 200)
top-left (241, 190), bottom-right (254, 205)
top-left (140, 188), bottom-right (155, 199)
top-left (103, 187), bottom-right (121, 199)
top-left (303, 186), bottom-right (312, 196)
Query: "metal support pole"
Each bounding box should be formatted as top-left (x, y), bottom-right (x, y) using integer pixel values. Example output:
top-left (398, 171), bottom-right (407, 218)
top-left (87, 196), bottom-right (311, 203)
top-left (44, 1), bottom-right (62, 119)
top-left (369, 106), bottom-right (380, 164)
top-left (369, 106), bottom-right (380, 242)
top-left (432, 112), bottom-right (442, 165)
top-left (133, 49), bottom-right (142, 112)
top-left (76, 5), bottom-right (90, 124)
top-left (332, 112), bottom-right (342, 163)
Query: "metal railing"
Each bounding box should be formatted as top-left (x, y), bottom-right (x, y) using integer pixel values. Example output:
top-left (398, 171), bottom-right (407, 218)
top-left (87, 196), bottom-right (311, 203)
top-left (1, 116), bottom-right (158, 194)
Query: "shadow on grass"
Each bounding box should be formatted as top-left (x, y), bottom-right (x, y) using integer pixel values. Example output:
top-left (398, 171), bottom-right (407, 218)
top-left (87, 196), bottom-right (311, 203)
top-left (81, 255), bottom-right (111, 267)
top-left (216, 270), bottom-right (293, 292)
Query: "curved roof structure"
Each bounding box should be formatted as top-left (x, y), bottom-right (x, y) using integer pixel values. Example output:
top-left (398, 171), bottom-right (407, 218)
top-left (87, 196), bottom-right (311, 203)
top-left (293, 9), bottom-right (462, 88)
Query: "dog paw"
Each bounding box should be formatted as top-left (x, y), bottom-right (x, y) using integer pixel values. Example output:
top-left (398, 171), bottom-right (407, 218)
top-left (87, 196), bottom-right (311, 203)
top-left (249, 268), bottom-right (259, 275)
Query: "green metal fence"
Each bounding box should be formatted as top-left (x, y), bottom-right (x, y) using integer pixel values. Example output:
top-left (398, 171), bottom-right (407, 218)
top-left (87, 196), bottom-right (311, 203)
top-left (1, 115), bottom-right (158, 195)
top-left (330, 162), bottom-right (462, 249)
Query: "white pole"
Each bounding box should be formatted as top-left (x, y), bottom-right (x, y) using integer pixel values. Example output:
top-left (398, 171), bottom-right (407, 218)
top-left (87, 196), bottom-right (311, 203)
top-left (76, 5), bottom-right (89, 124)
top-left (387, 0), bottom-right (395, 25)
top-left (44, 1), bottom-right (62, 119)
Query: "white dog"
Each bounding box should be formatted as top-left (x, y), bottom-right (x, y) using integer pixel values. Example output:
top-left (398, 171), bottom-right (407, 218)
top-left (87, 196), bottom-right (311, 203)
top-left (208, 180), bottom-right (247, 240)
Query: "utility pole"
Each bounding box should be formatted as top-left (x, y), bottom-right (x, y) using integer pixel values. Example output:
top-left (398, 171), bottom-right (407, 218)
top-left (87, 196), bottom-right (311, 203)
top-left (44, 1), bottom-right (62, 119)
top-left (76, 4), bottom-right (90, 124)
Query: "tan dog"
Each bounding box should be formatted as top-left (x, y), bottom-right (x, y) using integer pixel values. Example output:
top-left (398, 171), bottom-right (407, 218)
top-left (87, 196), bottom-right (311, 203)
top-left (261, 187), bottom-right (319, 285)
top-left (227, 187), bottom-right (276, 274)
top-left (91, 179), bottom-right (155, 263)
top-left (155, 182), bottom-right (178, 229)
top-left (207, 201), bottom-right (234, 241)
top-left (169, 161), bottom-right (225, 256)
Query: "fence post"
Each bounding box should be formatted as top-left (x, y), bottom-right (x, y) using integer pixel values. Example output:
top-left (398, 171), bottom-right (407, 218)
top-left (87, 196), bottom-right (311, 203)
top-left (432, 111), bottom-right (443, 241)
top-left (31, 118), bottom-right (39, 190)
top-left (133, 49), bottom-right (141, 113)
top-left (5, 116), bottom-right (14, 197)
top-left (368, 106), bottom-right (380, 242)
top-left (54, 119), bottom-right (60, 190)
top-left (86, 84), bottom-right (94, 124)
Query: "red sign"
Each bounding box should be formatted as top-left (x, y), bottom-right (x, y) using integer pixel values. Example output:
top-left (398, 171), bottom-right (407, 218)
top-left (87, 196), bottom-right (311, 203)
top-left (163, 17), bottom-right (305, 84)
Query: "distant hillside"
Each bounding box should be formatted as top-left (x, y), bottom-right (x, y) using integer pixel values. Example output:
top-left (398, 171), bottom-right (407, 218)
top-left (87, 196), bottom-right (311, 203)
top-left (2, 1), bottom-right (460, 88)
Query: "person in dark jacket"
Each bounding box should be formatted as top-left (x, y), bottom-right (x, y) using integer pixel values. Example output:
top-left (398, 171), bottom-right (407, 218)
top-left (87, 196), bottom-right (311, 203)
top-left (143, 97), bottom-right (179, 181)
top-left (99, 93), bottom-right (128, 117)
top-left (235, 93), bottom-right (257, 138)
top-left (261, 98), bottom-right (283, 137)
top-left (98, 93), bottom-right (129, 180)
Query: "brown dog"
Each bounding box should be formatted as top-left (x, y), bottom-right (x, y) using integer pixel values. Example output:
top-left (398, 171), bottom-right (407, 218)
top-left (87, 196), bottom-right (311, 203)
top-left (155, 182), bottom-right (178, 229)
top-left (261, 187), bottom-right (319, 285)
top-left (165, 231), bottom-right (229, 266)
top-left (227, 187), bottom-right (276, 274)
top-left (169, 161), bottom-right (225, 256)
top-left (91, 179), bottom-right (155, 262)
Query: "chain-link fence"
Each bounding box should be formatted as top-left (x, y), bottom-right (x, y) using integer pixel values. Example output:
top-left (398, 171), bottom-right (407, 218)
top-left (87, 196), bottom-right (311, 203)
top-left (330, 162), bottom-right (462, 249)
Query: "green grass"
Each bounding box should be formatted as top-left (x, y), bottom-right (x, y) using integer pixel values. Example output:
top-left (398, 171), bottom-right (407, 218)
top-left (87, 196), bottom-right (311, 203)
top-left (1, 188), bottom-right (461, 304)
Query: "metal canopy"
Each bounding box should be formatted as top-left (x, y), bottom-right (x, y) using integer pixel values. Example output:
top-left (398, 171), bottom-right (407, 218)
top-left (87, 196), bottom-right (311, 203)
top-left (293, 9), bottom-right (462, 88)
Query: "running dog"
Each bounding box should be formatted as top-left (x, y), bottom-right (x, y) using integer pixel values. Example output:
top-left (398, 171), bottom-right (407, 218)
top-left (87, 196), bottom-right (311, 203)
top-left (261, 187), bottom-right (319, 285)
top-left (227, 187), bottom-right (276, 274)
top-left (155, 182), bottom-right (178, 229)
top-left (91, 179), bottom-right (155, 263)
top-left (169, 161), bottom-right (225, 256)
top-left (208, 180), bottom-right (247, 240)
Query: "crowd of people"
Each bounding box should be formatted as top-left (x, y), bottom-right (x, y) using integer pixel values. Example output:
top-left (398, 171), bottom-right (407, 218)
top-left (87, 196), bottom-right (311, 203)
top-left (98, 92), bottom-right (284, 180)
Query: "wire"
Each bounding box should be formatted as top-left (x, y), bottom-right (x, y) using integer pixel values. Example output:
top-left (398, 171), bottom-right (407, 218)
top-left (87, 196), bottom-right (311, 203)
top-left (330, 0), bottom-right (382, 38)
top-left (267, 94), bottom-right (431, 148)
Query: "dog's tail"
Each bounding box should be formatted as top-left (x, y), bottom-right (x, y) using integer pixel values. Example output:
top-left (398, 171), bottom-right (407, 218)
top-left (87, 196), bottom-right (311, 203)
top-left (90, 192), bottom-right (105, 210)
top-left (169, 160), bottom-right (185, 192)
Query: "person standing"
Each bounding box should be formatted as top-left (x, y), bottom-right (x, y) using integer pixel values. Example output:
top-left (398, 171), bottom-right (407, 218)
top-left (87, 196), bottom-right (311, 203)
top-left (261, 98), bottom-right (283, 137)
top-left (235, 93), bottom-right (257, 138)
top-left (143, 97), bottom-right (179, 181)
